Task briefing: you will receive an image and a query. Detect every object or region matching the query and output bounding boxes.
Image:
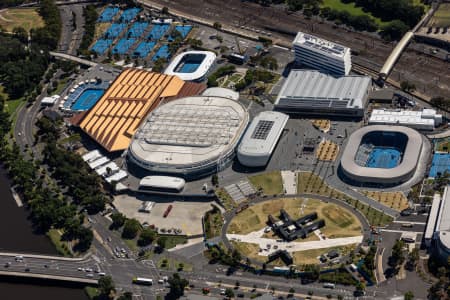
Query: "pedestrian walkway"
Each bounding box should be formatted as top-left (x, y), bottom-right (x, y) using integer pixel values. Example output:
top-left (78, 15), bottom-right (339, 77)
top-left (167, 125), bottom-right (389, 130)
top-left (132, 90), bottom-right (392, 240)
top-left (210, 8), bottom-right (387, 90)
top-left (281, 170), bottom-right (297, 194)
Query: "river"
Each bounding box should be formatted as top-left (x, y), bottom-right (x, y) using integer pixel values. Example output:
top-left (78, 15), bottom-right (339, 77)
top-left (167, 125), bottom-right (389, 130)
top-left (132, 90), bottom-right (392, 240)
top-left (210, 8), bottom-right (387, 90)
top-left (0, 167), bottom-right (89, 300)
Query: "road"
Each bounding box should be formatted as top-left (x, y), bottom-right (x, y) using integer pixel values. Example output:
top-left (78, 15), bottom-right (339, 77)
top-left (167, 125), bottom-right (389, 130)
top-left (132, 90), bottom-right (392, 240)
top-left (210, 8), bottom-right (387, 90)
top-left (58, 4), bottom-right (85, 55)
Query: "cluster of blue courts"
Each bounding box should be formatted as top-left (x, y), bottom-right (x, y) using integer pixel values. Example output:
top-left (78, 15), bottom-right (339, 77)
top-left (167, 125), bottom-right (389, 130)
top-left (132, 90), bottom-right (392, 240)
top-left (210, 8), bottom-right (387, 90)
top-left (119, 8), bottom-right (141, 23)
top-left (105, 23), bottom-right (127, 39)
top-left (133, 41), bottom-right (156, 58)
top-left (152, 45), bottom-right (170, 61)
top-left (127, 22), bottom-right (149, 38)
top-left (148, 24), bottom-right (170, 41)
top-left (366, 147), bottom-right (401, 169)
top-left (91, 39), bottom-right (113, 55)
top-left (113, 38), bottom-right (136, 55)
top-left (168, 25), bottom-right (192, 41)
top-left (97, 7), bottom-right (119, 22)
top-left (429, 153), bottom-right (450, 178)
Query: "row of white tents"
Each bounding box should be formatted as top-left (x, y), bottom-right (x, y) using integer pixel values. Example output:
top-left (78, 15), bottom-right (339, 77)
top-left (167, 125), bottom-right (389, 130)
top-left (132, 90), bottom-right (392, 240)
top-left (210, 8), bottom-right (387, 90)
top-left (82, 150), bottom-right (128, 184)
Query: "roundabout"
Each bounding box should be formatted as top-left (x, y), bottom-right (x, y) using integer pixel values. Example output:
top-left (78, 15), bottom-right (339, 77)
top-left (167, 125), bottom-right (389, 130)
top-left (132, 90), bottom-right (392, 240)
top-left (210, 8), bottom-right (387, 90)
top-left (225, 196), bottom-right (366, 266)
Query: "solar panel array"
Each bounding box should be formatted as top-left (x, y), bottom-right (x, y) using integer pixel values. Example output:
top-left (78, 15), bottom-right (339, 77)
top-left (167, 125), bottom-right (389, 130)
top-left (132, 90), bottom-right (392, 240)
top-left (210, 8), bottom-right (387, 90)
top-left (251, 120), bottom-right (274, 140)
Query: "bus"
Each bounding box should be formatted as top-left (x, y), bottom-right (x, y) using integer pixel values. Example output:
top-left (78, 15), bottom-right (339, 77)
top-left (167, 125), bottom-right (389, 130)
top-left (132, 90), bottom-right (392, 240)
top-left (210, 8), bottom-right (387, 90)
top-left (132, 277), bottom-right (153, 285)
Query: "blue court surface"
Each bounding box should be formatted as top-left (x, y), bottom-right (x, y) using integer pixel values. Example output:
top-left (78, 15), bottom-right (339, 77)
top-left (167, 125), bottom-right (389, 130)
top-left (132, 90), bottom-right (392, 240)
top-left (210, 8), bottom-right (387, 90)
top-left (168, 25), bottom-right (192, 41)
top-left (152, 45), bottom-right (170, 61)
top-left (127, 22), bottom-right (149, 38)
top-left (112, 38), bottom-right (136, 55)
top-left (148, 24), bottom-right (170, 41)
top-left (429, 153), bottom-right (450, 178)
top-left (179, 62), bottom-right (200, 73)
top-left (97, 7), bottom-right (119, 22)
top-left (366, 147), bottom-right (401, 169)
top-left (119, 8), bottom-right (141, 23)
top-left (133, 41), bottom-right (156, 58)
top-left (105, 23), bottom-right (127, 39)
top-left (91, 39), bottom-right (113, 55)
top-left (71, 89), bottom-right (104, 111)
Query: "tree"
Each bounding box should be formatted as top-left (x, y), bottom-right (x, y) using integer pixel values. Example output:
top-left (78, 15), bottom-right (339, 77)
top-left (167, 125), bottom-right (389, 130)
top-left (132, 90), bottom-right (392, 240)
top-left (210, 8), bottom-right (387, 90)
top-left (211, 173), bottom-right (219, 186)
top-left (110, 210), bottom-right (126, 228)
top-left (157, 236), bottom-right (167, 250)
top-left (138, 228), bottom-right (157, 246)
top-left (225, 288), bottom-right (234, 298)
top-left (122, 218), bottom-right (141, 239)
top-left (404, 291), bottom-right (414, 300)
top-left (213, 22), bottom-right (222, 31)
top-left (390, 239), bottom-right (406, 268)
top-left (75, 227), bottom-right (93, 252)
top-left (355, 281), bottom-right (366, 292)
top-left (117, 292), bottom-right (133, 300)
top-left (161, 6), bottom-right (169, 15)
top-left (380, 20), bottom-right (409, 41)
top-left (167, 273), bottom-right (189, 299)
top-left (98, 276), bottom-right (115, 298)
top-left (400, 81), bottom-right (416, 93)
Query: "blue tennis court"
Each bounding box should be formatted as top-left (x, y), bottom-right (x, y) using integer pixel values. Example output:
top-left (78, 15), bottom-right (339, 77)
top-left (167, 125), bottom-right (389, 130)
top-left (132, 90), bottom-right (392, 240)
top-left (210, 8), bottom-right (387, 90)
top-left (133, 41), bottom-right (156, 58)
top-left (105, 23), bottom-right (127, 39)
top-left (119, 8), bottom-right (141, 23)
top-left (97, 7), bottom-right (119, 22)
top-left (168, 25), bottom-right (192, 41)
top-left (147, 24), bottom-right (170, 40)
top-left (112, 38), bottom-right (136, 55)
top-left (127, 22), bottom-right (149, 38)
top-left (366, 147), bottom-right (401, 169)
top-left (72, 89), bottom-right (104, 111)
top-left (91, 39), bottom-right (113, 54)
top-left (152, 45), bottom-right (170, 61)
top-left (429, 153), bottom-right (450, 177)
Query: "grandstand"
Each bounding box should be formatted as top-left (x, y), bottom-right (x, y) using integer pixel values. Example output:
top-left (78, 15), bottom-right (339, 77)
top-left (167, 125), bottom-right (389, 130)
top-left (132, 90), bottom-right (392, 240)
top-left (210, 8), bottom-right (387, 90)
top-left (168, 25), bottom-right (192, 41)
top-left (97, 7), bottom-right (119, 23)
top-left (429, 153), bottom-right (450, 178)
top-left (119, 8), bottom-right (141, 23)
top-left (133, 41), bottom-right (156, 58)
top-left (148, 24), bottom-right (170, 41)
top-left (152, 45), bottom-right (170, 61)
top-left (91, 39), bottom-right (113, 55)
top-left (112, 38), bottom-right (136, 55)
top-left (105, 23), bottom-right (127, 39)
top-left (340, 125), bottom-right (423, 185)
top-left (127, 22), bottom-right (149, 38)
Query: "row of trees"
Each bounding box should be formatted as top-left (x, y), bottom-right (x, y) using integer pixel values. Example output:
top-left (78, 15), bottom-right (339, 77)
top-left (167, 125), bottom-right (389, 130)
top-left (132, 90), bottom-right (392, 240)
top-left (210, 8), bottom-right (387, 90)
top-left (79, 5), bottom-right (98, 55)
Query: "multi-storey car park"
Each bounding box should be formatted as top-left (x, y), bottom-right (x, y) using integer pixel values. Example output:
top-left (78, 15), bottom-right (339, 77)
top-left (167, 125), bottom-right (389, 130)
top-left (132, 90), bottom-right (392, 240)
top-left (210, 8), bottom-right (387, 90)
top-left (237, 111), bottom-right (289, 167)
top-left (293, 31), bottom-right (352, 76)
top-left (127, 93), bottom-right (249, 178)
top-left (339, 125), bottom-right (424, 186)
top-left (274, 70), bottom-right (371, 118)
top-left (164, 51), bottom-right (216, 82)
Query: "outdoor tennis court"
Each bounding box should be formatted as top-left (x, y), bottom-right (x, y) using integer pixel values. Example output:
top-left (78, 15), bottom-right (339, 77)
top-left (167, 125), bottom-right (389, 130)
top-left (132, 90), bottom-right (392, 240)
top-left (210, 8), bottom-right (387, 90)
top-left (72, 89), bottom-right (105, 111)
top-left (112, 38), bottom-right (136, 55)
top-left (366, 147), bottom-right (401, 169)
top-left (152, 45), bottom-right (170, 61)
top-left (91, 39), bottom-right (113, 54)
top-left (429, 153), bottom-right (450, 178)
top-left (119, 8), bottom-right (141, 23)
top-left (133, 41), bottom-right (156, 58)
top-left (105, 23), bottom-right (127, 38)
top-left (127, 22), bottom-right (149, 38)
top-left (148, 24), bottom-right (170, 40)
top-left (168, 25), bottom-right (192, 41)
top-left (97, 7), bottom-right (119, 22)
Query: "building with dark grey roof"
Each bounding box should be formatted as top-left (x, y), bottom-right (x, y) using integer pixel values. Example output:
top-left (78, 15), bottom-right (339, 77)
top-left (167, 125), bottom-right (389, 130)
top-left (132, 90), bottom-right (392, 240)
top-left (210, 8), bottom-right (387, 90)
top-left (274, 70), bottom-right (371, 118)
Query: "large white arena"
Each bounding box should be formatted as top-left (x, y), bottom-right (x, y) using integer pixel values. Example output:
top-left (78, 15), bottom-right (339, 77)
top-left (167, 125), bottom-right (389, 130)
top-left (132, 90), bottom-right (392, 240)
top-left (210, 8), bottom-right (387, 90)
top-left (127, 94), bottom-right (249, 178)
top-left (164, 50), bottom-right (216, 82)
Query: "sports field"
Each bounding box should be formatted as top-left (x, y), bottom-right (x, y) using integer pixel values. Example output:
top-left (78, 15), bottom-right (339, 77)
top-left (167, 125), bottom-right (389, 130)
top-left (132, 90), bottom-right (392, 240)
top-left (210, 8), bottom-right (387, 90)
top-left (0, 8), bottom-right (44, 32)
top-left (227, 198), bottom-right (362, 239)
top-left (429, 4), bottom-right (450, 27)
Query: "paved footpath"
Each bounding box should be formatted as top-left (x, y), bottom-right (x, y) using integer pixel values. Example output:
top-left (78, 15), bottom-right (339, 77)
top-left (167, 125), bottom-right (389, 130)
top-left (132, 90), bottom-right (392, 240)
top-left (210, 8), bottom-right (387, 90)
top-left (281, 170), bottom-right (297, 195)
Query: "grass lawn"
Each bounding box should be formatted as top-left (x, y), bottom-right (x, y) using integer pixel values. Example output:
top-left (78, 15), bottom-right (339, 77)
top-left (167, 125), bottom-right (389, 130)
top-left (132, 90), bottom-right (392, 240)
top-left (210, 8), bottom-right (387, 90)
top-left (0, 8), bottom-right (44, 32)
top-left (157, 256), bottom-right (193, 272)
top-left (123, 238), bottom-right (138, 251)
top-left (204, 206), bottom-right (223, 239)
top-left (431, 3), bottom-right (450, 27)
top-left (84, 287), bottom-right (99, 300)
top-left (249, 171), bottom-right (283, 195)
top-left (95, 22), bottom-right (110, 40)
top-left (363, 191), bottom-right (409, 211)
top-left (47, 229), bottom-right (73, 257)
top-left (51, 77), bottom-right (69, 96)
top-left (228, 197), bottom-right (362, 238)
top-left (160, 235), bottom-right (188, 249)
top-left (321, 0), bottom-right (387, 26)
top-left (435, 139), bottom-right (450, 153)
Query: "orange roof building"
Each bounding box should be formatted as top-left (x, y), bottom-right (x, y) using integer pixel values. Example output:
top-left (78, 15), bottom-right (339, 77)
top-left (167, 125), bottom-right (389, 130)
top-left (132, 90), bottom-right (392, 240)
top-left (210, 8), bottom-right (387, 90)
top-left (77, 68), bottom-right (204, 152)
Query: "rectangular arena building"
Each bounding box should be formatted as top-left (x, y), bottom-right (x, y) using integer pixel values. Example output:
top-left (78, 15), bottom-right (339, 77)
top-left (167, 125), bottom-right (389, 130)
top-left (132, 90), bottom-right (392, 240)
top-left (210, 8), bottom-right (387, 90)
top-left (274, 70), bottom-right (371, 118)
top-left (76, 68), bottom-right (205, 152)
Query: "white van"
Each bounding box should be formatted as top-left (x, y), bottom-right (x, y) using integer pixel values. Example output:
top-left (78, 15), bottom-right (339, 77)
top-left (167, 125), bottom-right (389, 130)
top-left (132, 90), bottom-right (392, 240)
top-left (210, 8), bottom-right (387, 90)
top-left (323, 282), bottom-right (336, 289)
